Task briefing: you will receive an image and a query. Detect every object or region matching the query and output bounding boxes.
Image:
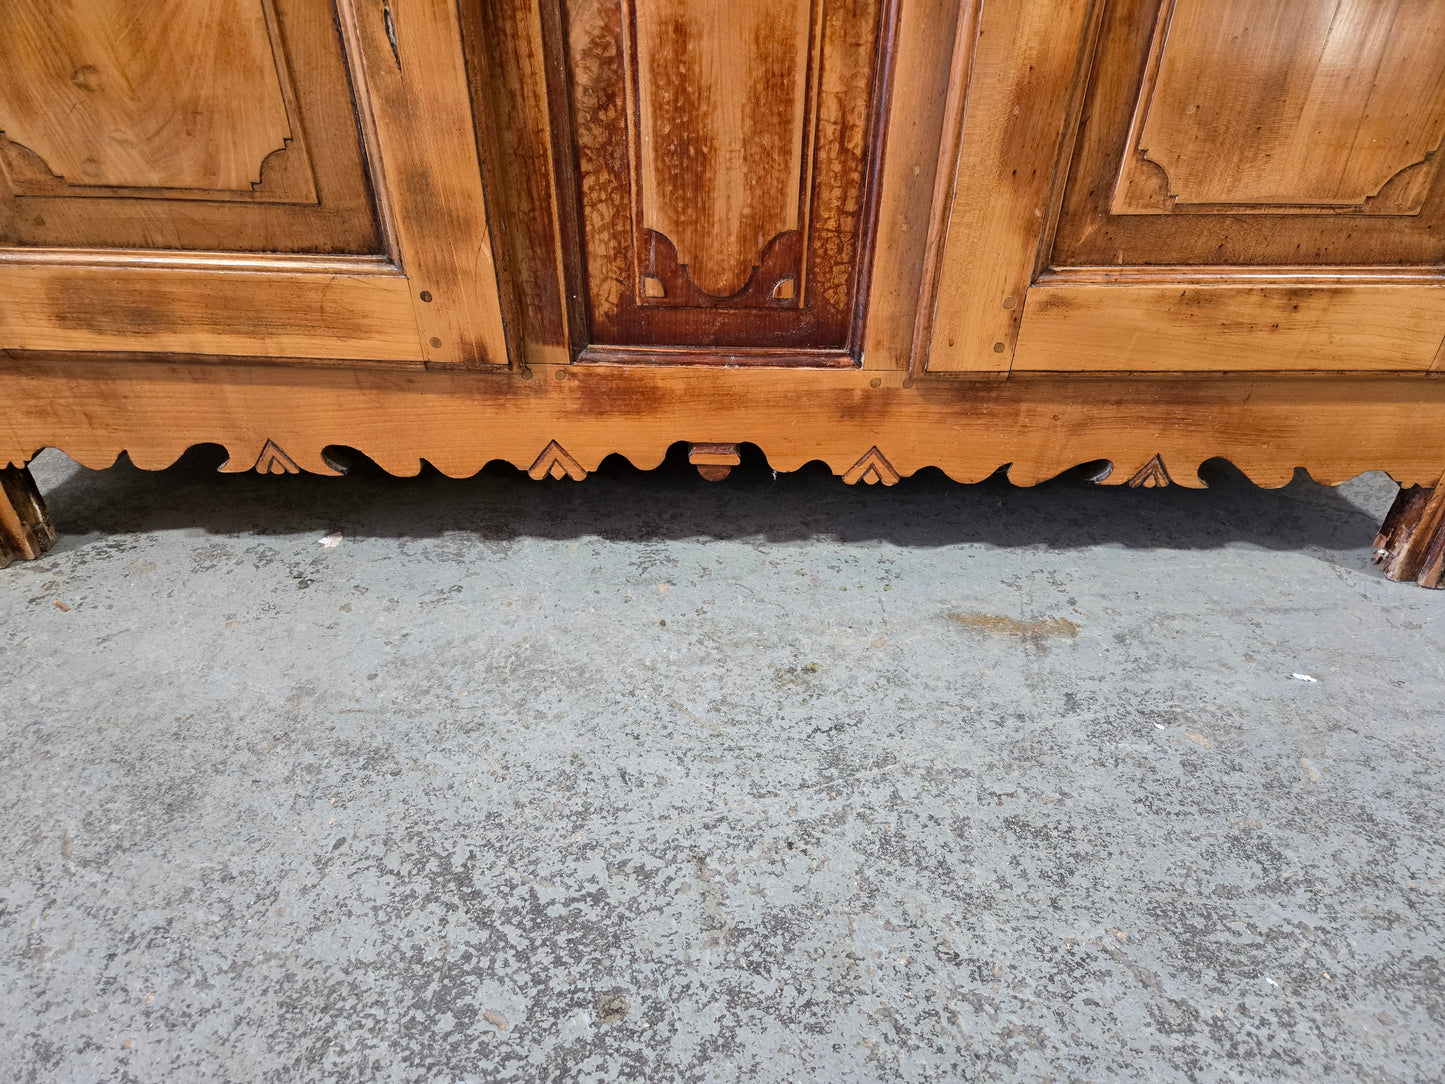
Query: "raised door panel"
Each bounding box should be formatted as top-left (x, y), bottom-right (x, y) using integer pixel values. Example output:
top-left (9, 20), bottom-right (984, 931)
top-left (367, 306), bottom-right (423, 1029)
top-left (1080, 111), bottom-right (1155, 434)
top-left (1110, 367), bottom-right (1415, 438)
top-left (918, 0), bottom-right (1445, 376)
top-left (1, 0), bottom-right (306, 200)
top-left (0, 0), bottom-right (379, 254)
top-left (1052, 0), bottom-right (1445, 267)
top-left (0, 0), bottom-right (515, 368)
top-left (634, 0), bottom-right (815, 304)
top-left (1113, 0), bottom-right (1445, 215)
top-left (563, 0), bottom-right (896, 358)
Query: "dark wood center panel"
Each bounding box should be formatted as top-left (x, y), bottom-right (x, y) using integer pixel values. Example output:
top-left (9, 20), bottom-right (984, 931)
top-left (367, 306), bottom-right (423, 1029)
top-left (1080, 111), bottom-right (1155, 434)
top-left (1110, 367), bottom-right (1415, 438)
top-left (560, 0), bottom-right (898, 358)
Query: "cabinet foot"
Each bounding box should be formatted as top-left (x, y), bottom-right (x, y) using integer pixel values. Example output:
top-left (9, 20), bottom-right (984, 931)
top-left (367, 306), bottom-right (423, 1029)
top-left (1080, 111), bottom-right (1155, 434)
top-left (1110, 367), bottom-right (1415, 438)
top-left (689, 443), bottom-right (741, 482)
top-left (0, 465), bottom-right (57, 569)
top-left (1373, 482), bottom-right (1445, 587)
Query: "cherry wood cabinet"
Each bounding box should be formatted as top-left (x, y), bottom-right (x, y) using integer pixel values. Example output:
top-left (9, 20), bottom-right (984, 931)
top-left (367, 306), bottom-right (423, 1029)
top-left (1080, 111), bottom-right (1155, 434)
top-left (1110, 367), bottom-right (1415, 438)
top-left (4, 0), bottom-right (1445, 583)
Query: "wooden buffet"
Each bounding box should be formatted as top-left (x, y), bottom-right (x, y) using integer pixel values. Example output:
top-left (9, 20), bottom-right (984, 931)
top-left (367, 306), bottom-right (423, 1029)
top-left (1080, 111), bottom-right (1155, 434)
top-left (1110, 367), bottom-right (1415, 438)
top-left (2, 0), bottom-right (1445, 582)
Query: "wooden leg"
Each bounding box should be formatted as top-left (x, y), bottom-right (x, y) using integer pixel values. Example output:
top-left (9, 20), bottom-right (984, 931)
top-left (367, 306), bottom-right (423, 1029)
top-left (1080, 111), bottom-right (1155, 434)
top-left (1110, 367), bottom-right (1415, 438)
top-left (0, 465), bottom-right (57, 569)
top-left (1373, 482), bottom-right (1445, 588)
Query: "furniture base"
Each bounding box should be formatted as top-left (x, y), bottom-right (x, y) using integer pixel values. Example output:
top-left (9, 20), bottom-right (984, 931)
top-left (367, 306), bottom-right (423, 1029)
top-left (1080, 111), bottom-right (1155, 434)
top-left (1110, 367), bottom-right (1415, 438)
top-left (5, 359), bottom-right (1445, 587)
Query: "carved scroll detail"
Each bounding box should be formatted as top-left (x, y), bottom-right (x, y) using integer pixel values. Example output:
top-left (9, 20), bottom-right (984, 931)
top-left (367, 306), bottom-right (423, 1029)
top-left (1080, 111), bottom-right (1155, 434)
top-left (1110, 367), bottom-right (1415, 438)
top-left (528, 441), bottom-right (587, 481)
top-left (640, 229), bottom-right (802, 309)
top-left (842, 447), bottom-right (900, 486)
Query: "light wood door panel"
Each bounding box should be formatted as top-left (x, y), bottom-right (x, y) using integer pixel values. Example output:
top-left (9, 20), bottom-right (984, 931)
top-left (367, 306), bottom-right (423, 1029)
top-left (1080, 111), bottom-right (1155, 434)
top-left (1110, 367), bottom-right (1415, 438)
top-left (1113, 0), bottom-right (1445, 215)
top-left (1051, 0), bottom-right (1445, 268)
top-left (563, 0), bottom-right (896, 355)
top-left (0, 0), bottom-right (379, 253)
top-left (918, 0), bottom-right (1445, 375)
top-left (0, 0), bottom-right (515, 369)
top-left (0, 0), bottom-right (300, 196)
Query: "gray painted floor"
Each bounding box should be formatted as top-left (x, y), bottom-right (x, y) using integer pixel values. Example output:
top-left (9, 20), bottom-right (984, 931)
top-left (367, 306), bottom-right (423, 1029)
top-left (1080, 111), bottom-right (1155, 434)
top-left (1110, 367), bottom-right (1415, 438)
top-left (1, 446), bottom-right (1443, 1083)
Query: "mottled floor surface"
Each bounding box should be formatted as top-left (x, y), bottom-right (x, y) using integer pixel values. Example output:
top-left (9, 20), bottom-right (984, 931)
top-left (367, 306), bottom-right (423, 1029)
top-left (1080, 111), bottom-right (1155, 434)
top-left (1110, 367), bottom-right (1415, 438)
top-left (1, 446), bottom-right (1442, 1083)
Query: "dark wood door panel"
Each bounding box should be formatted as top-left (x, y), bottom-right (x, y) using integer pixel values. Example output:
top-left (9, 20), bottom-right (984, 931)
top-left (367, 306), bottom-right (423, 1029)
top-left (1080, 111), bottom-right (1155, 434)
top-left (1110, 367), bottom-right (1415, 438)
top-left (562, 0), bottom-right (897, 354)
top-left (0, 0), bottom-right (381, 254)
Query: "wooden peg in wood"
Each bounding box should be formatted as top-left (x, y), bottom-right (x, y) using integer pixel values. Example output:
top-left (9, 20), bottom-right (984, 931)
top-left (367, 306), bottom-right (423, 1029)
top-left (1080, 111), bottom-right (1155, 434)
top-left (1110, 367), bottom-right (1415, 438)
top-left (689, 443), bottom-right (742, 482)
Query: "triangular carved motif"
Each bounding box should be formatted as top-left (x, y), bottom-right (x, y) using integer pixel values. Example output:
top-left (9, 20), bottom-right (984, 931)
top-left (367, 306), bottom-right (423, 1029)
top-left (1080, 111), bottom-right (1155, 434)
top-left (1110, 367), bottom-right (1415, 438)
top-left (1128, 454), bottom-right (1172, 488)
top-left (254, 440), bottom-right (301, 475)
top-left (527, 440), bottom-right (587, 481)
top-left (842, 447), bottom-right (900, 487)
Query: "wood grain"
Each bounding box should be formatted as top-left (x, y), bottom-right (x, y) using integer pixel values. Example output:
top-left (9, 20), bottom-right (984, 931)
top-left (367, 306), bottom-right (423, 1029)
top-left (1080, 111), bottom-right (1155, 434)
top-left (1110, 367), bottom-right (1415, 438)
top-left (1374, 480), bottom-right (1445, 587)
top-left (917, 0), bottom-right (1095, 373)
top-left (0, 0), bottom-right (297, 194)
top-left (576, 345), bottom-right (852, 367)
top-left (631, 0), bottom-right (815, 300)
top-left (339, 0), bottom-right (515, 369)
top-left (1051, 0), bottom-right (1445, 267)
top-left (0, 254), bottom-right (422, 361)
top-left (471, 0), bottom-right (582, 367)
top-left (473, 0), bottom-right (954, 370)
top-left (0, 0), bottom-right (379, 253)
top-left (1114, 0), bottom-right (1445, 215)
top-left (860, 0), bottom-right (968, 371)
top-left (1013, 283), bottom-right (1445, 372)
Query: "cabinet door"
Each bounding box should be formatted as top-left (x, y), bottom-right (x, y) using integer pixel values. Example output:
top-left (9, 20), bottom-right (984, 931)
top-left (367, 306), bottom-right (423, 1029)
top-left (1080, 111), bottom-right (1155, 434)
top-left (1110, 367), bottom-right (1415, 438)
top-left (920, 0), bottom-right (1445, 375)
top-left (560, 0), bottom-right (898, 364)
top-left (0, 0), bottom-right (513, 369)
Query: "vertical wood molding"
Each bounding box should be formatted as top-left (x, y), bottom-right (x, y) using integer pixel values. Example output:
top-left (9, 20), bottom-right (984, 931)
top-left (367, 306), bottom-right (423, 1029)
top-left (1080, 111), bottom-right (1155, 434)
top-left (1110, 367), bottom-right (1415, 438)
top-left (337, 0), bottom-right (515, 369)
top-left (861, 0), bottom-right (968, 370)
top-left (471, 0), bottom-right (586, 366)
top-left (915, 0), bottom-right (1096, 374)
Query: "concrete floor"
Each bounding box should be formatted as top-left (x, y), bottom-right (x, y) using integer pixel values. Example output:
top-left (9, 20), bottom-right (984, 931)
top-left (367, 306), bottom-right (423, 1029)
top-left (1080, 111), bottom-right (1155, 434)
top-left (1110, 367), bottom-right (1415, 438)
top-left (1, 446), bottom-right (1443, 1083)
